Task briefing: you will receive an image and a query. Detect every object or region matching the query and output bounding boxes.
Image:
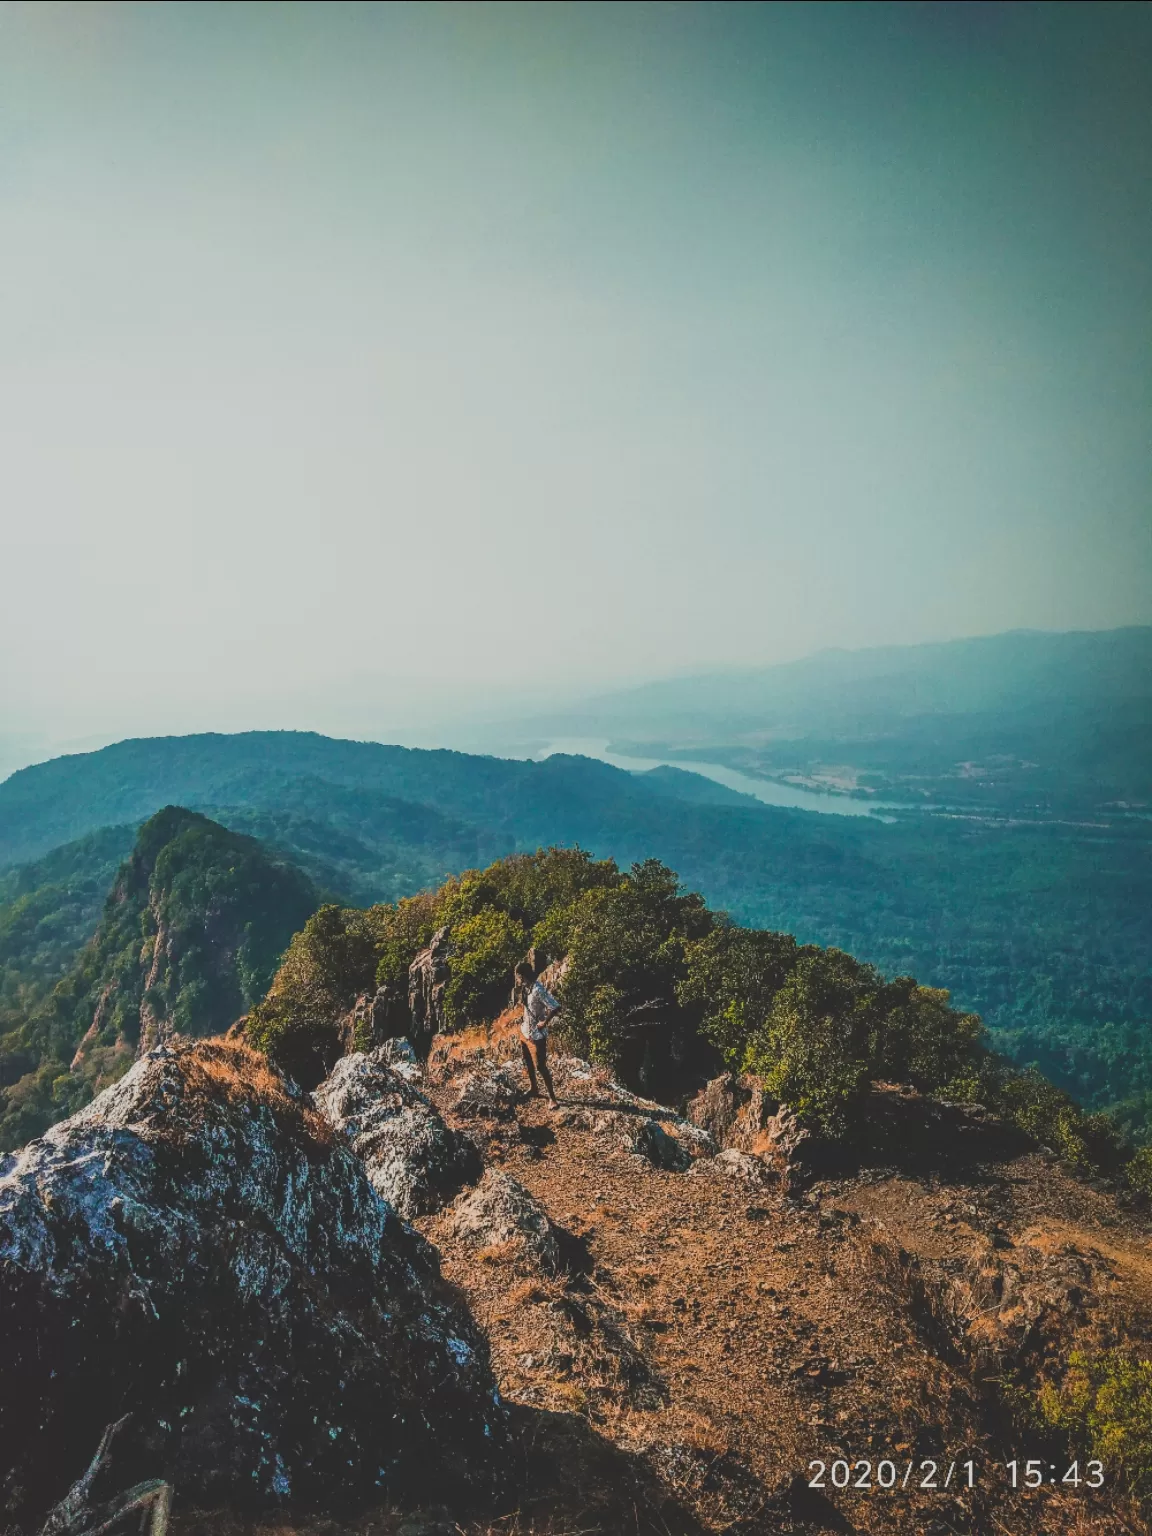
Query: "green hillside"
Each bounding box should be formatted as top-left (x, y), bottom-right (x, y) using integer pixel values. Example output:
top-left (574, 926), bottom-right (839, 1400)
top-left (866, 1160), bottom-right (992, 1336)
top-left (250, 845), bottom-right (1144, 1191)
top-left (0, 826), bottom-right (137, 1040)
top-left (0, 807), bottom-right (319, 1151)
top-left (1, 723), bottom-right (1149, 1136)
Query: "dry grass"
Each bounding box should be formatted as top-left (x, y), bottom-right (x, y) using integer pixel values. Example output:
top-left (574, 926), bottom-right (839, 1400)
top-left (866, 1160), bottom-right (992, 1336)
top-left (172, 1043), bottom-right (1152, 1535)
top-left (419, 1063), bottom-right (1152, 1535)
top-left (171, 1037), bottom-right (335, 1147)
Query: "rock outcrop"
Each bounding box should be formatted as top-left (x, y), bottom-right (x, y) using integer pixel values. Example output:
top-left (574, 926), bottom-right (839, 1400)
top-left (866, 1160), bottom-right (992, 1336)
top-left (625, 1117), bottom-right (691, 1172)
top-left (408, 927), bottom-right (451, 1056)
top-left (0, 1039), bottom-right (510, 1532)
top-left (687, 1073), bottom-right (778, 1153)
top-left (342, 982), bottom-right (411, 1054)
top-left (452, 1062), bottom-right (524, 1121)
top-left (449, 1170), bottom-right (562, 1274)
top-left (315, 1047), bottom-right (481, 1218)
top-left (759, 1103), bottom-right (819, 1191)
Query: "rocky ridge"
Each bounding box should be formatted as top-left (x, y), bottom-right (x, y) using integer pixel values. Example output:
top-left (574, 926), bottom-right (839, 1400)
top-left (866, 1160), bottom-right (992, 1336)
top-left (4, 991), bottom-right (1152, 1533)
top-left (0, 1038), bottom-right (508, 1533)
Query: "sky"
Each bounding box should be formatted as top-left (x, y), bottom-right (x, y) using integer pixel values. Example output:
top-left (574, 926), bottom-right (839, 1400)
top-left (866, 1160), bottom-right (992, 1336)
top-left (2, 1), bottom-right (1150, 768)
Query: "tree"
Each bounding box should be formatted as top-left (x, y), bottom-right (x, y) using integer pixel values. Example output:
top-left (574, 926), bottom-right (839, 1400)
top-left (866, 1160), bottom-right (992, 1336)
top-left (746, 949), bottom-right (882, 1134)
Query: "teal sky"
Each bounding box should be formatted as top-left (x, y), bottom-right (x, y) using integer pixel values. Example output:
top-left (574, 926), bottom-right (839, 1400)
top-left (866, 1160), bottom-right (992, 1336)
top-left (1, 2), bottom-right (1150, 761)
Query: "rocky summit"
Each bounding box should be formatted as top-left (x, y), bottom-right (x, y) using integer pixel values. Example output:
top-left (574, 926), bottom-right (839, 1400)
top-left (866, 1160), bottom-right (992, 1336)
top-left (0, 1038), bottom-right (509, 1532)
top-left (4, 837), bottom-right (1152, 1536)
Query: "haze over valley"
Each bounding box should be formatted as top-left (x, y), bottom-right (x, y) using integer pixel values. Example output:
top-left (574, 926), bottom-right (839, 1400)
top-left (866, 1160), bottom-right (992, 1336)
top-left (2, 4), bottom-right (1151, 1532)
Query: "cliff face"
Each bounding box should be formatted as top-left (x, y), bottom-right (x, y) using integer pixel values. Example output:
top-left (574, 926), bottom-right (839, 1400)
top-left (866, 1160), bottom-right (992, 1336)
top-left (0, 1038), bottom-right (509, 1532)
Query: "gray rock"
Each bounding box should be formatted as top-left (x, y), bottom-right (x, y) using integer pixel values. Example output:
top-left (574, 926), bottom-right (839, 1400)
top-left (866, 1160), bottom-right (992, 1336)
top-left (342, 983), bottom-right (411, 1054)
top-left (377, 1036), bottom-right (422, 1080)
top-left (449, 1170), bottom-right (561, 1273)
top-left (452, 1063), bottom-right (523, 1121)
top-left (0, 1039), bottom-right (510, 1530)
top-left (694, 1148), bottom-right (773, 1185)
top-left (315, 1049), bottom-right (481, 1218)
top-left (625, 1117), bottom-right (691, 1172)
top-left (408, 927), bottom-right (451, 1053)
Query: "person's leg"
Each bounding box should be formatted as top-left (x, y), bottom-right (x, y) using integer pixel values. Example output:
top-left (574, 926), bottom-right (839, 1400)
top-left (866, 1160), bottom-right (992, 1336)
top-left (521, 1039), bottom-right (541, 1095)
top-left (536, 1037), bottom-right (558, 1104)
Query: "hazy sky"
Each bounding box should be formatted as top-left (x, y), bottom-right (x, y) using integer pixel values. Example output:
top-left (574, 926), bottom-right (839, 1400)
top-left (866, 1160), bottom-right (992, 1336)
top-left (2, 1), bottom-right (1150, 760)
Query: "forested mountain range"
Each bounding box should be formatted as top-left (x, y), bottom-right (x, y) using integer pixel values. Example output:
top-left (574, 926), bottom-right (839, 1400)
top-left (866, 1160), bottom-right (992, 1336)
top-left (0, 807), bottom-right (318, 1150)
top-left (0, 720), bottom-right (1148, 1139)
top-left (495, 626), bottom-right (1152, 821)
top-left (536, 625), bottom-right (1152, 738)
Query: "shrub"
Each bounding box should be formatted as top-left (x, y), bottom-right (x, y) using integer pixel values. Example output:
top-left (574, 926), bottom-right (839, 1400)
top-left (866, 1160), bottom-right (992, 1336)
top-left (247, 904), bottom-right (381, 1086)
top-left (870, 980), bottom-right (985, 1092)
top-left (469, 847), bottom-right (620, 932)
top-left (1127, 1145), bottom-right (1152, 1198)
top-left (373, 891), bottom-right (444, 988)
top-left (443, 907), bottom-right (528, 1029)
top-left (1038, 1349), bottom-right (1152, 1500)
top-left (745, 949), bottom-right (882, 1135)
top-left (551, 860), bottom-right (713, 1067)
top-left (678, 924), bottom-right (800, 1070)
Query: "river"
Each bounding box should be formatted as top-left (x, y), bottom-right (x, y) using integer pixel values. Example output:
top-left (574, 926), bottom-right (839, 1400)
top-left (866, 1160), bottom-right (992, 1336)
top-left (531, 738), bottom-right (901, 819)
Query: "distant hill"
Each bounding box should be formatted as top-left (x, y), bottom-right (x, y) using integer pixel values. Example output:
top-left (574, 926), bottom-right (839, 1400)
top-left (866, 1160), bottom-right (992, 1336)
top-left (0, 724), bottom-right (1149, 1136)
top-left (556, 626), bottom-right (1152, 733)
top-left (0, 731), bottom-right (685, 870)
top-left (0, 807), bottom-right (318, 1151)
top-left (496, 627), bottom-right (1152, 819)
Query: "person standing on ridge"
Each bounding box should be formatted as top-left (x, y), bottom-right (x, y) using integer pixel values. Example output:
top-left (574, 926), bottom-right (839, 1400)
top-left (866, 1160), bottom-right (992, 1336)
top-left (517, 963), bottom-right (560, 1105)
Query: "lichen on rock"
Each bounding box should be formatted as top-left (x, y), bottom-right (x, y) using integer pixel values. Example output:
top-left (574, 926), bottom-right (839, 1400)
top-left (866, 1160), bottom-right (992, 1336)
top-left (0, 1038), bottom-right (510, 1532)
top-left (449, 1169), bottom-right (562, 1274)
top-left (314, 1047), bottom-right (481, 1218)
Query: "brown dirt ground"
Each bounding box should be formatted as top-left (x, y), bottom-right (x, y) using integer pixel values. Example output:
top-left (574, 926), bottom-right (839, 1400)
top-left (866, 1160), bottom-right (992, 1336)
top-left (174, 1019), bottom-right (1152, 1536)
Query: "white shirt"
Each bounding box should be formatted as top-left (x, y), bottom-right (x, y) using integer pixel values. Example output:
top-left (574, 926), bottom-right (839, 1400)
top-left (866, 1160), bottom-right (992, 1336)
top-left (521, 980), bottom-right (559, 1043)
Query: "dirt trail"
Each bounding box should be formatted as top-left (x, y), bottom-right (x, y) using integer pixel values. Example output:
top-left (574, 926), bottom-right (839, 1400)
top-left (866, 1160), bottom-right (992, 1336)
top-left (173, 1026), bottom-right (1152, 1535)
top-left (416, 1024), bottom-right (1152, 1534)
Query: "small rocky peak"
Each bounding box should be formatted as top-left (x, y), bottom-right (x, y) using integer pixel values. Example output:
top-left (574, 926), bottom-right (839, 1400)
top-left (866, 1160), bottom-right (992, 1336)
top-left (0, 1037), bottom-right (511, 1532)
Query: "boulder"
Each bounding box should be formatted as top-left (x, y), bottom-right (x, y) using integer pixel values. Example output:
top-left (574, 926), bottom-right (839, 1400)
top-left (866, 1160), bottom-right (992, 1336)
top-left (449, 1170), bottom-right (561, 1274)
top-left (693, 1148), bottom-right (774, 1186)
top-left (408, 928), bottom-right (451, 1055)
top-left (760, 1104), bottom-right (818, 1192)
top-left (342, 982), bottom-right (411, 1054)
top-left (625, 1117), bottom-right (691, 1172)
top-left (452, 1062), bottom-right (523, 1121)
top-left (0, 1039), bottom-right (510, 1531)
top-left (315, 1048), bottom-right (481, 1218)
top-left (687, 1073), bottom-right (778, 1153)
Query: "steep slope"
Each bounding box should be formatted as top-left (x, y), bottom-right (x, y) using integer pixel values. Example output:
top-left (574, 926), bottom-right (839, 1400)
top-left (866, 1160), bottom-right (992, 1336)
top-left (0, 826), bottom-right (137, 1038)
top-left (0, 808), bottom-right (319, 1151)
